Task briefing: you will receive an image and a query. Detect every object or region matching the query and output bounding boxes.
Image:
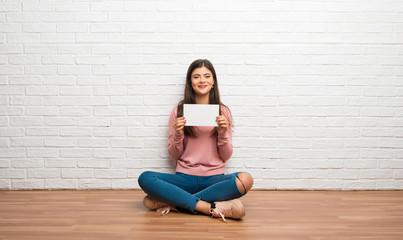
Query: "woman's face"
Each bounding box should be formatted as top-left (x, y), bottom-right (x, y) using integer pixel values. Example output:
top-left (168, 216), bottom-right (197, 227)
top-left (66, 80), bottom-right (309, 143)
top-left (191, 67), bottom-right (215, 97)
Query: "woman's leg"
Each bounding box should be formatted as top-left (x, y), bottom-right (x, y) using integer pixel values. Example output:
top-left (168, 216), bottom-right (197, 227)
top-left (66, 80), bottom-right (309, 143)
top-left (197, 172), bottom-right (253, 202)
top-left (235, 172), bottom-right (254, 194)
top-left (138, 171), bottom-right (254, 216)
top-left (193, 172), bottom-right (254, 214)
top-left (138, 171), bottom-right (201, 213)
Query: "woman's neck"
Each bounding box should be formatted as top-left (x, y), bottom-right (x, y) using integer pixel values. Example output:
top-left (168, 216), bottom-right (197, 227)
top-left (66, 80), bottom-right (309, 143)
top-left (195, 94), bottom-right (209, 104)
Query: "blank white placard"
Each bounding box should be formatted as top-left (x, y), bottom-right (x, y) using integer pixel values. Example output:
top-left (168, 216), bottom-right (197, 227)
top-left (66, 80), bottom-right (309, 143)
top-left (183, 104), bottom-right (219, 126)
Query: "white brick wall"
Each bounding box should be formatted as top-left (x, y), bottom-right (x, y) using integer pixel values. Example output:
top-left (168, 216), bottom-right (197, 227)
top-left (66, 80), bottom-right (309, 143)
top-left (1, 0), bottom-right (402, 190)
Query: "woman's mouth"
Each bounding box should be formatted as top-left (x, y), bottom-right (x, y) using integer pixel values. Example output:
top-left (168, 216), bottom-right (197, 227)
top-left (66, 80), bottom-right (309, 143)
top-left (198, 85), bottom-right (208, 89)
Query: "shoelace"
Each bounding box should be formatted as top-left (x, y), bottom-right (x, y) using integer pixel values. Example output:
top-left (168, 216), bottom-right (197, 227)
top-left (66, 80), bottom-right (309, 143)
top-left (156, 206), bottom-right (171, 216)
top-left (156, 206), bottom-right (178, 216)
top-left (210, 207), bottom-right (231, 222)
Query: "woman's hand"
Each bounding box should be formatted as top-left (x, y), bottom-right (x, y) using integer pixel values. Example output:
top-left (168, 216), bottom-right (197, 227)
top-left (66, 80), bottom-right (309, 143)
top-left (173, 117), bottom-right (186, 135)
top-left (216, 115), bottom-right (230, 134)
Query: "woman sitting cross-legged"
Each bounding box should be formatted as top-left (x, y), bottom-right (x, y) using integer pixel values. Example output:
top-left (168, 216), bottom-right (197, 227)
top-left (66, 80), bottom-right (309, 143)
top-left (138, 59), bottom-right (253, 222)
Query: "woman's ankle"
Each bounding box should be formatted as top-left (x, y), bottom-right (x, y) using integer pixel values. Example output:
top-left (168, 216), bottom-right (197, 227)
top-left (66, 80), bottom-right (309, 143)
top-left (194, 200), bottom-right (212, 215)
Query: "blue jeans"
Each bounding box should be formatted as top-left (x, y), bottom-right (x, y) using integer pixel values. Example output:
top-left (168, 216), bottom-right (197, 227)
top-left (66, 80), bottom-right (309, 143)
top-left (138, 171), bottom-right (245, 214)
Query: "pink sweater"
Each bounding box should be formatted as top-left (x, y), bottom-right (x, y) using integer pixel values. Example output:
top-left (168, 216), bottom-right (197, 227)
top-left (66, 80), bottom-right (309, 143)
top-left (168, 105), bottom-right (233, 176)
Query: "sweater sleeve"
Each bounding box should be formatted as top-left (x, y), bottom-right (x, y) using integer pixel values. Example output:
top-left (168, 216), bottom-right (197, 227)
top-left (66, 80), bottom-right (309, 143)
top-left (217, 106), bottom-right (233, 161)
top-left (168, 106), bottom-right (184, 160)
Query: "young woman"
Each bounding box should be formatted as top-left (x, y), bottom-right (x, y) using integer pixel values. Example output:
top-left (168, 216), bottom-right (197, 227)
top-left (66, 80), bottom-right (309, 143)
top-left (138, 59), bottom-right (253, 222)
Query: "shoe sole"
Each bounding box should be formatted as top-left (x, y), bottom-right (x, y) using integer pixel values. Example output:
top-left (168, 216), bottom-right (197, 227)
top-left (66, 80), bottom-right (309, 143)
top-left (143, 195), bottom-right (168, 210)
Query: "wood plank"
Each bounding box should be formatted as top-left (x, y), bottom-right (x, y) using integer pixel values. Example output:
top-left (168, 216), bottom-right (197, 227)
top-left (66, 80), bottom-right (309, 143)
top-left (0, 190), bottom-right (402, 239)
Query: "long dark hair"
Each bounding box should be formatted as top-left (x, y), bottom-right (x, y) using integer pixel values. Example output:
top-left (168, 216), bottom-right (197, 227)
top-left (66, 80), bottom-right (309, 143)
top-left (177, 59), bottom-right (229, 137)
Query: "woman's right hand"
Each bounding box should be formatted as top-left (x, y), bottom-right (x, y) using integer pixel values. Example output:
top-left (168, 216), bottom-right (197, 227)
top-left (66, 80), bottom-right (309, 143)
top-left (173, 117), bottom-right (186, 135)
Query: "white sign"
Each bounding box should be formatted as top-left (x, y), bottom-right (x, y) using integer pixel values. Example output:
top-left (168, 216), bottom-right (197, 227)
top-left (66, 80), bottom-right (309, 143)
top-left (183, 104), bottom-right (219, 126)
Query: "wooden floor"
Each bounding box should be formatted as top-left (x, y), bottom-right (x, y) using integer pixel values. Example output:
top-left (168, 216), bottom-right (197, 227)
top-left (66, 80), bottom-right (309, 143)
top-left (0, 190), bottom-right (403, 240)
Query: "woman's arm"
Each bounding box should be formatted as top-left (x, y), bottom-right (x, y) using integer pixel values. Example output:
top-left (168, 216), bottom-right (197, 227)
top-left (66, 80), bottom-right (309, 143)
top-left (217, 106), bottom-right (233, 161)
top-left (168, 107), bottom-right (185, 160)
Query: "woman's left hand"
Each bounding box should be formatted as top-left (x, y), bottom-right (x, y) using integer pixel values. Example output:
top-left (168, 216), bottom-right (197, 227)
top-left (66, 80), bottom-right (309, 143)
top-left (216, 115), bottom-right (230, 134)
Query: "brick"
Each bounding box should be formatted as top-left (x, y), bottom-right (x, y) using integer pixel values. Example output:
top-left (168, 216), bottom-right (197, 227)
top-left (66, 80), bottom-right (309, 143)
top-left (75, 56), bottom-right (108, 65)
top-left (60, 128), bottom-right (92, 137)
top-left (0, 180), bottom-right (10, 189)
top-left (45, 159), bottom-right (77, 168)
top-left (58, 45), bottom-right (90, 54)
top-left (76, 97), bottom-right (109, 106)
top-left (44, 117), bottom-right (76, 126)
top-left (23, 23), bottom-right (55, 33)
top-left (11, 138), bottom-right (44, 147)
top-left (77, 76), bottom-right (108, 85)
top-left (0, 66), bottom-right (24, 74)
top-left (43, 96), bottom-right (75, 106)
top-left (62, 169), bottom-right (93, 179)
top-left (26, 86), bottom-right (59, 96)
top-left (9, 76), bottom-right (41, 85)
top-left (59, 87), bottom-right (92, 96)
top-left (7, 33), bottom-right (40, 44)
top-left (90, 23), bottom-right (122, 33)
top-left (93, 149), bottom-right (126, 159)
top-left (0, 128), bottom-right (24, 137)
top-left (7, 13), bottom-right (38, 22)
top-left (76, 33), bottom-right (108, 43)
top-left (377, 181), bottom-right (403, 190)
top-left (94, 107), bottom-right (126, 116)
top-left (55, 2), bottom-right (89, 12)
top-left (11, 159), bottom-right (44, 168)
top-left (111, 179), bottom-right (139, 189)
top-left (73, 13), bottom-right (106, 22)
top-left (24, 45), bottom-right (57, 54)
top-left (78, 139), bottom-right (109, 148)
top-left (25, 107), bottom-right (59, 116)
top-left (39, 13), bottom-right (73, 22)
top-left (58, 66), bottom-right (91, 75)
top-left (94, 127), bottom-right (126, 137)
top-left (44, 138), bottom-right (77, 147)
top-left (343, 181), bottom-right (376, 190)
top-left (95, 170), bottom-right (127, 179)
top-left (92, 66), bottom-right (126, 75)
top-left (79, 179), bottom-right (111, 189)
top-left (78, 159), bottom-right (109, 168)
top-left (25, 66), bottom-right (58, 75)
top-left (45, 179), bottom-right (77, 189)
top-left (0, 22), bottom-right (15, 34)
top-left (23, 2), bottom-right (54, 12)
top-left (0, 2), bottom-right (21, 11)
top-left (110, 117), bottom-right (143, 127)
top-left (60, 149), bottom-right (92, 158)
top-left (90, 2), bottom-right (123, 12)
top-left (10, 116), bottom-right (43, 126)
top-left (93, 87), bottom-right (126, 96)
top-left (42, 56), bottom-right (75, 65)
top-left (59, 107), bottom-right (91, 116)
top-left (0, 169), bottom-right (25, 179)
top-left (27, 148), bottom-right (58, 158)
top-left (28, 169), bottom-right (59, 179)
top-left (12, 180), bottom-right (44, 190)
top-left (110, 139), bottom-right (143, 148)
top-left (77, 118), bottom-right (110, 127)
top-left (360, 170), bottom-right (394, 179)
top-left (41, 33), bottom-right (75, 43)
top-left (110, 56), bottom-right (142, 65)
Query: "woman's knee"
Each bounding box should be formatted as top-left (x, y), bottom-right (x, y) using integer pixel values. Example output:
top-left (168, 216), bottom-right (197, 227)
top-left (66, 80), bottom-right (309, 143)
top-left (138, 171), bottom-right (154, 188)
top-left (236, 172), bottom-right (253, 193)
